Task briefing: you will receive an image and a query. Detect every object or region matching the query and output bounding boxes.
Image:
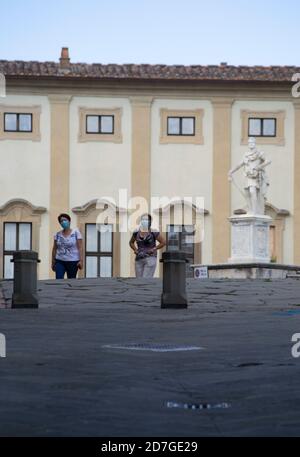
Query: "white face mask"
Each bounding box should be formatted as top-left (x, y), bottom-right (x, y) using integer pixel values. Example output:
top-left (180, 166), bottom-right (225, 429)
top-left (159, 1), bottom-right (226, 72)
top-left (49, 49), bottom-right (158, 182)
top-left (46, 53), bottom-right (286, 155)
top-left (140, 219), bottom-right (149, 229)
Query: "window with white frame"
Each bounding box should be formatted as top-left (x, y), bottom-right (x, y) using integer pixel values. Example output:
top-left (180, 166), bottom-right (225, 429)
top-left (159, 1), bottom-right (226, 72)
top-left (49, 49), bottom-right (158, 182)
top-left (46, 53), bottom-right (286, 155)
top-left (3, 222), bottom-right (32, 279)
top-left (85, 223), bottom-right (113, 277)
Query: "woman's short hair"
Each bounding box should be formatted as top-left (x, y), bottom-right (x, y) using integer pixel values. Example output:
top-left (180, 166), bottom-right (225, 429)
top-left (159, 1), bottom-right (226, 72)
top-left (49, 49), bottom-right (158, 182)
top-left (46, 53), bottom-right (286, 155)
top-left (58, 213), bottom-right (71, 223)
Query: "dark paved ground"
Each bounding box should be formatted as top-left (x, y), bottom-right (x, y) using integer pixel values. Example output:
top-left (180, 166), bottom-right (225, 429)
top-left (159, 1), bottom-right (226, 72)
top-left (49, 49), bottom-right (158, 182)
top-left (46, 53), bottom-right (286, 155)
top-left (1, 277), bottom-right (300, 437)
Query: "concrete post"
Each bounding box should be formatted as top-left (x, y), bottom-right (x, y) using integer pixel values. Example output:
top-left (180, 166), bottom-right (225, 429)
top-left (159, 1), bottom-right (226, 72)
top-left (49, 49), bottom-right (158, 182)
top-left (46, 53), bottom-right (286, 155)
top-left (11, 251), bottom-right (40, 309)
top-left (160, 251), bottom-right (188, 309)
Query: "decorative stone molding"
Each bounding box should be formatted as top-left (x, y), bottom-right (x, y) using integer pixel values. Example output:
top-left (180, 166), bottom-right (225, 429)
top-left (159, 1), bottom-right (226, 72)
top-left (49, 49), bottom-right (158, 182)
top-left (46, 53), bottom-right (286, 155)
top-left (72, 199), bottom-right (121, 277)
top-left (211, 97), bottom-right (234, 263)
top-left (48, 94), bottom-right (73, 104)
top-left (153, 199), bottom-right (207, 274)
top-left (210, 97), bottom-right (234, 108)
top-left (159, 108), bottom-right (204, 144)
top-left (241, 109), bottom-right (286, 146)
top-left (234, 202), bottom-right (290, 218)
top-left (0, 199), bottom-right (47, 278)
top-left (153, 198), bottom-right (209, 216)
top-left (293, 100), bottom-right (300, 263)
top-left (0, 105), bottom-right (41, 141)
top-left (0, 199), bottom-right (47, 216)
top-left (129, 96), bottom-right (154, 107)
top-left (48, 93), bottom-right (72, 279)
top-left (72, 198), bottom-right (127, 215)
top-left (78, 106), bottom-right (123, 143)
top-left (233, 202), bottom-right (289, 263)
top-left (229, 214), bottom-right (272, 263)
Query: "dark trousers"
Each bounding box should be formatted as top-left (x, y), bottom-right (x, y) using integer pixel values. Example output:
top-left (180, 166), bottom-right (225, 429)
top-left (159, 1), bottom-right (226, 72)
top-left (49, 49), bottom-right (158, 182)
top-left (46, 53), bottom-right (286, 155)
top-left (55, 259), bottom-right (79, 279)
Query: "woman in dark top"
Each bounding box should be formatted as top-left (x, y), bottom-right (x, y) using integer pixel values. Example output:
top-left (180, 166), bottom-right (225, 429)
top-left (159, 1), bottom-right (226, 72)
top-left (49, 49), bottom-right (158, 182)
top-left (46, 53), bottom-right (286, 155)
top-left (129, 213), bottom-right (166, 278)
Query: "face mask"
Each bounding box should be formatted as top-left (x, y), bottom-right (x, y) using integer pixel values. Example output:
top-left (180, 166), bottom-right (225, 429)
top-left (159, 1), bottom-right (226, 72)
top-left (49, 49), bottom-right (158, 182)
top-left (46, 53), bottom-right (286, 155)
top-left (60, 220), bottom-right (70, 229)
top-left (140, 219), bottom-right (149, 229)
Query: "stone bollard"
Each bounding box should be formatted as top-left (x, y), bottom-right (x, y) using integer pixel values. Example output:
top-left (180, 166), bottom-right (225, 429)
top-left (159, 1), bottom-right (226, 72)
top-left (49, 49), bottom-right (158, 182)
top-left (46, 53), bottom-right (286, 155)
top-left (10, 250), bottom-right (40, 309)
top-left (160, 250), bottom-right (188, 309)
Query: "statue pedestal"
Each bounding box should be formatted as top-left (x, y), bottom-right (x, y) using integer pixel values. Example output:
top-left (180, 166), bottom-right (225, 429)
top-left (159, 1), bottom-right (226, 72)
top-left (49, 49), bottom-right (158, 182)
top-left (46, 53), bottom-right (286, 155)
top-left (228, 214), bottom-right (272, 263)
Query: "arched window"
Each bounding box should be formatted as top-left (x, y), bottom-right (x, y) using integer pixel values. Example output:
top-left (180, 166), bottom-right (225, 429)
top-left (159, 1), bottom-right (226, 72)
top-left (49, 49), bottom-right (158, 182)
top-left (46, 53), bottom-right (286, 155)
top-left (72, 199), bottom-right (122, 278)
top-left (0, 199), bottom-right (46, 278)
top-left (153, 199), bottom-right (209, 278)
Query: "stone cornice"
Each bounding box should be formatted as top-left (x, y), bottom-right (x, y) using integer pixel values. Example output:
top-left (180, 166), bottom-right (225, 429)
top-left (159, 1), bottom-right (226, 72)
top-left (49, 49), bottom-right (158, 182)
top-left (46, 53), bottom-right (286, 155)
top-left (0, 199), bottom-right (47, 216)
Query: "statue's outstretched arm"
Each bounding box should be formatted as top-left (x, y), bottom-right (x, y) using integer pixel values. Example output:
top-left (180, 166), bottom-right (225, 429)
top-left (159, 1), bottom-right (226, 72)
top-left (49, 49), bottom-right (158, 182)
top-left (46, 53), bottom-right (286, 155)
top-left (228, 161), bottom-right (244, 179)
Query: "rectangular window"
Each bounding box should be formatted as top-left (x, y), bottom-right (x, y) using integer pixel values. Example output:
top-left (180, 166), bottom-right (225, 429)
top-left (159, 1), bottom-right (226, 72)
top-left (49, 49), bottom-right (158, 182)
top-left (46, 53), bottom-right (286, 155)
top-left (100, 256), bottom-right (112, 278)
top-left (86, 115), bottom-right (114, 134)
top-left (4, 113), bottom-right (32, 132)
top-left (86, 115), bottom-right (99, 133)
top-left (86, 223), bottom-right (98, 252)
top-left (86, 256), bottom-right (98, 278)
top-left (4, 255), bottom-right (14, 279)
top-left (248, 118), bottom-right (276, 137)
top-left (4, 114), bottom-right (17, 131)
top-left (100, 116), bottom-right (114, 133)
top-left (3, 222), bottom-right (32, 279)
top-left (85, 223), bottom-right (113, 278)
top-left (167, 117), bottom-right (195, 136)
top-left (167, 117), bottom-right (180, 135)
top-left (18, 223), bottom-right (31, 250)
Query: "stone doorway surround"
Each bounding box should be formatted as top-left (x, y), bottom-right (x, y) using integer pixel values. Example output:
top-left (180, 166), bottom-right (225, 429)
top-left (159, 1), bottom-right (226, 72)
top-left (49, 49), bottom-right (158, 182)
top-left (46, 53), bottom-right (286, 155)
top-left (72, 198), bottom-right (125, 278)
top-left (0, 198), bottom-right (47, 279)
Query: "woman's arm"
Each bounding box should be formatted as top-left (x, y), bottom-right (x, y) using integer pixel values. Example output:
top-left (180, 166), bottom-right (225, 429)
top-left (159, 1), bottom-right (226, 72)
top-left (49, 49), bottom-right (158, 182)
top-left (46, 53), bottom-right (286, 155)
top-left (150, 233), bottom-right (166, 254)
top-left (129, 233), bottom-right (138, 254)
top-left (51, 240), bottom-right (57, 271)
top-left (76, 239), bottom-right (83, 269)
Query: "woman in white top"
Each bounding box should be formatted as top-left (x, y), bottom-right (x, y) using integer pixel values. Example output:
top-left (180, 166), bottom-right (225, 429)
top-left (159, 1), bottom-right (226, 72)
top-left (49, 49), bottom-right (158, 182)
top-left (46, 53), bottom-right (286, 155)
top-left (51, 213), bottom-right (83, 279)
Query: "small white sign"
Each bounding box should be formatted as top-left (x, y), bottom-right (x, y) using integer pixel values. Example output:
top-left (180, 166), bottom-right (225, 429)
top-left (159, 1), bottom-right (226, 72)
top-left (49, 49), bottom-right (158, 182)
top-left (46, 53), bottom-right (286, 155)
top-left (194, 266), bottom-right (208, 279)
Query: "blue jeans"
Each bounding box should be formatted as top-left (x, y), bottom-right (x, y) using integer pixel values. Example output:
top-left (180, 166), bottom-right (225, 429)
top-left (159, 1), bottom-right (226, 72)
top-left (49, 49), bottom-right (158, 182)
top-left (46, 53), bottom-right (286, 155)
top-left (55, 259), bottom-right (79, 279)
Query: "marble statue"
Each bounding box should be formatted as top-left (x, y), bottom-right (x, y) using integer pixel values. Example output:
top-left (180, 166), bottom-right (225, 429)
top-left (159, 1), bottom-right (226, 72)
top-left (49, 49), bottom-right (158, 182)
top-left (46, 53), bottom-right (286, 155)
top-left (228, 137), bottom-right (271, 215)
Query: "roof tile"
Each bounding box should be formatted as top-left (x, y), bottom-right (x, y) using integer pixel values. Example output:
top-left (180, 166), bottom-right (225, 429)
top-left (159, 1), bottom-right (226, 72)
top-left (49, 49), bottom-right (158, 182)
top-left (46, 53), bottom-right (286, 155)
top-left (0, 59), bottom-right (299, 82)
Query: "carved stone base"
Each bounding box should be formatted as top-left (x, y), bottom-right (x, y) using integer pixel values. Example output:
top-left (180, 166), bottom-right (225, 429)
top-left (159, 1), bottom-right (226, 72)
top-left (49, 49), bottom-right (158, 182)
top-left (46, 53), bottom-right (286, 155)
top-left (228, 214), bottom-right (272, 263)
top-left (190, 262), bottom-right (300, 279)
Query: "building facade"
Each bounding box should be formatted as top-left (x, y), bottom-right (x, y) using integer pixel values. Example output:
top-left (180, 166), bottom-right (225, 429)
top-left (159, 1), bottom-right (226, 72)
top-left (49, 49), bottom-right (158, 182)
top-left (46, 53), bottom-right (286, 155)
top-left (0, 48), bottom-right (299, 279)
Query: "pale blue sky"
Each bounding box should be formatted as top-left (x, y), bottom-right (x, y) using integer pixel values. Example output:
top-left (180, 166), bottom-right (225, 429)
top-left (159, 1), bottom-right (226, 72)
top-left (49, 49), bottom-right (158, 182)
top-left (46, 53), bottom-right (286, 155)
top-left (0, 0), bottom-right (299, 66)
